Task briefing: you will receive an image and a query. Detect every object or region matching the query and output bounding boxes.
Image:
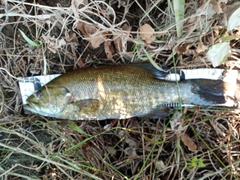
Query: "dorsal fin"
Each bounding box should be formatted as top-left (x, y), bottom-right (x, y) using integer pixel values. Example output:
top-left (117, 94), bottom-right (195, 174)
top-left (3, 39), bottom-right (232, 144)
top-left (133, 63), bottom-right (170, 80)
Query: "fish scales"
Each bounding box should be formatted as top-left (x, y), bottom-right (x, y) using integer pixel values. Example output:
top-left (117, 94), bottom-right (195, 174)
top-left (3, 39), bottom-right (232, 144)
top-left (43, 65), bottom-right (184, 119)
top-left (24, 64), bottom-right (233, 120)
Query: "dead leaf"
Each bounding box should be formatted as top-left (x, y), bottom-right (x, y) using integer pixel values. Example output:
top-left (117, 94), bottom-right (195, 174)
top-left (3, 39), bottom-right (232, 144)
top-left (76, 57), bottom-right (85, 68)
top-left (139, 24), bottom-right (155, 44)
top-left (175, 42), bottom-right (192, 54)
top-left (196, 43), bottom-right (207, 54)
top-left (155, 161), bottom-right (166, 171)
top-left (42, 35), bottom-right (66, 53)
top-left (65, 32), bottom-right (77, 43)
top-left (86, 32), bottom-right (106, 49)
top-left (197, 0), bottom-right (224, 20)
top-left (104, 41), bottom-right (115, 61)
top-left (219, 0), bottom-right (229, 4)
top-left (113, 23), bottom-right (131, 52)
top-left (181, 133), bottom-right (197, 152)
top-left (125, 137), bottom-right (137, 148)
top-left (124, 147), bottom-right (137, 157)
top-left (170, 111), bottom-right (182, 130)
top-left (227, 4), bottom-right (240, 30)
top-left (76, 21), bottom-right (107, 48)
top-left (209, 0), bottom-right (223, 14)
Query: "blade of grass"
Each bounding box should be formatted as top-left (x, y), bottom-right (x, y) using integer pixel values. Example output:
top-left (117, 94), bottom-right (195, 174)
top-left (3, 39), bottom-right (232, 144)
top-left (173, 0), bottom-right (185, 38)
top-left (68, 121), bottom-right (91, 137)
top-left (138, 45), bottom-right (168, 72)
top-left (0, 85), bottom-right (4, 113)
top-left (18, 29), bottom-right (42, 47)
top-left (0, 142), bottom-right (103, 180)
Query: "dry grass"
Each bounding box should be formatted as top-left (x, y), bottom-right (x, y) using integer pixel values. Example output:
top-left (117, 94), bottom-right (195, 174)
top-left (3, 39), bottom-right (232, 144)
top-left (0, 0), bottom-right (240, 179)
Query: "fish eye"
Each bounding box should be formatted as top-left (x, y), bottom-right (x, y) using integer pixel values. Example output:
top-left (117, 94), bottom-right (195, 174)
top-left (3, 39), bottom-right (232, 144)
top-left (35, 91), bottom-right (42, 99)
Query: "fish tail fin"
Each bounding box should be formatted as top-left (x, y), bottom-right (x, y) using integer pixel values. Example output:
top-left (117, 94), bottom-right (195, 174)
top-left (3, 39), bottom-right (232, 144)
top-left (190, 79), bottom-right (228, 106)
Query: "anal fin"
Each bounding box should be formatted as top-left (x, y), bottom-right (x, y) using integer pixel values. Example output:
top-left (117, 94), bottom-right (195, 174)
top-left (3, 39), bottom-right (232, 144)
top-left (142, 107), bottom-right (171, 119)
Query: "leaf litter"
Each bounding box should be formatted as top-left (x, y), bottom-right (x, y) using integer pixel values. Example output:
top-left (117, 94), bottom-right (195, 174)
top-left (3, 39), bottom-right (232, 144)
top-left (139, 23), bottom-right (155, 44)
top-left (0, 0), bottom-right (240, 179)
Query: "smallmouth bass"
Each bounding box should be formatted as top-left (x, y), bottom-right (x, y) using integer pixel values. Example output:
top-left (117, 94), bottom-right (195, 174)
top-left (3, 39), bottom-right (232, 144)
top-left (24, 63), bottom-right (238, 120)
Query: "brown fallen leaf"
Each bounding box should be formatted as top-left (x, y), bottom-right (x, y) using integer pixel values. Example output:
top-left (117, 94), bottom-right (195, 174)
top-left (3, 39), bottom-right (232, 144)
top-left (76, 57), bottom-right (85, 68)
top-left (196, 0), bottom-right (225, 20)
top-left (181, 133), bottom-right (197, 152)
top-left (196, 42), bottom-right (207, 54)
top-left (175, 42), bottom-right (192, 54)
top-left (65, 32), bottom-right (77, 43)
top-left (139, 24), bottom-right (155, 44)
top-left (113, 23), bottom-right (131, 52)
top-left (170, 111), bottom-right (182, 130)
top-left (104, 41), bottom-right (115, 61)
top-left (76, 21), bottom-right (107, 48)
top-left (42, 35), bottom-right (66, 53)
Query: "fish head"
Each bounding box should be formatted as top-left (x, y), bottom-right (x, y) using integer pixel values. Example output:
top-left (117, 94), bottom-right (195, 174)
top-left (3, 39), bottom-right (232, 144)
top-left (24, 86), bottom-right (72, 117)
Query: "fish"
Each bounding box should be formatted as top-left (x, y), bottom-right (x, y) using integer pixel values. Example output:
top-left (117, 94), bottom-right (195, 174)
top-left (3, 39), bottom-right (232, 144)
top-left (24, 63), bottom-right (239, 120)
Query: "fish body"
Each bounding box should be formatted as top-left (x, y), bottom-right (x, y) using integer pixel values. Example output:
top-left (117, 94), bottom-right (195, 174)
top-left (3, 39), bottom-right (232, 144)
top-left (24, 64), bottom-right (235, 120)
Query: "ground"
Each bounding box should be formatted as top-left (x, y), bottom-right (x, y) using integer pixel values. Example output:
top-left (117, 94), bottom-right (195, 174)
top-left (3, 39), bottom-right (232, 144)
top-left (0, 0), bottom-right (240, 179)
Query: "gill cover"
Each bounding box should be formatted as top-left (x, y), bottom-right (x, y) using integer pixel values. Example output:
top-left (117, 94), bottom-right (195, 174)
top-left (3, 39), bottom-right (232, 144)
top-left (25, 86), bottom-right (72, 116)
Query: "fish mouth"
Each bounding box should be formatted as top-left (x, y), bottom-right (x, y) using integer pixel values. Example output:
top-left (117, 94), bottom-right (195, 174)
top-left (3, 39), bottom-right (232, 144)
top-left (23, 103), bottom-right (39, 114)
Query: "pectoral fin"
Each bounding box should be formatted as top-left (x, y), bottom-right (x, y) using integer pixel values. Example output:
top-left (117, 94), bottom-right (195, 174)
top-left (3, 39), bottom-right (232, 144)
top-left (72, 99), bottom-right (101, 114)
